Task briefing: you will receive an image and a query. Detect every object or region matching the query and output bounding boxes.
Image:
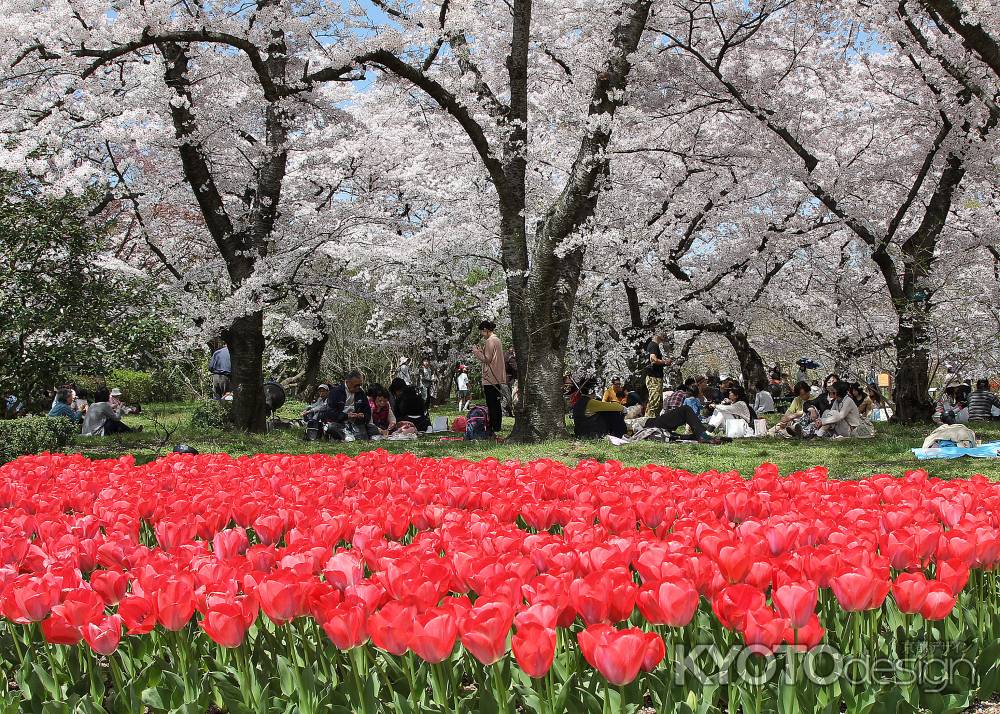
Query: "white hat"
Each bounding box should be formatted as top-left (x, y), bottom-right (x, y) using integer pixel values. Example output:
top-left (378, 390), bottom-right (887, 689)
top-left (317, 383), bottom-right (331, 391)
top-left (109, 388), bottom-right (122, 397)
top-left (399, 357), bottom-right (410, 366)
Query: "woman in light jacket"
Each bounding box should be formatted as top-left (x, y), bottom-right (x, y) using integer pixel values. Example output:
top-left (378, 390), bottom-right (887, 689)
top-left (815, 382), bottom-right (864, 438)
top-left (708, 385), bottom-right (755, 437)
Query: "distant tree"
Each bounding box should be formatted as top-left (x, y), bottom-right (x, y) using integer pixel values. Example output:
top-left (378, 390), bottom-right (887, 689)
top-left (0, 174), bottom-right (170, 409)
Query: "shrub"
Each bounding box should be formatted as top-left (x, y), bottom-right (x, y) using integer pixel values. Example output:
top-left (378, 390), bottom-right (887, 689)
top-left (189, 400), bottom-right (232, 430)
top-left (107, 369), bottom-right (157, 404)
top-left (0, 417), bottom-right (76, 464)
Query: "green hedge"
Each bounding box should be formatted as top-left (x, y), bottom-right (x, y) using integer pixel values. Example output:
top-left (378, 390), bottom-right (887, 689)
top-left (189, 400), bottom-right (232, 430)
top-left (108, 369), bottom-right (157, 403)
top-left (0, 417), bottom-right (77, 464)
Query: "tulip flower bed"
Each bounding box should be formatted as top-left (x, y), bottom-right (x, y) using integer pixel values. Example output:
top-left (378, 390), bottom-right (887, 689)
top-left (2, 453), bottom-right (1000, 714)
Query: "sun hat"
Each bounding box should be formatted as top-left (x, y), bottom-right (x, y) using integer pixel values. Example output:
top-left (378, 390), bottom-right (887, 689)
top-left (399, 357), bottom-right (410, 366)
top-left (317, 384), bottom-right (331, 391)
top-left (109, 388), bottom-right (122, 397)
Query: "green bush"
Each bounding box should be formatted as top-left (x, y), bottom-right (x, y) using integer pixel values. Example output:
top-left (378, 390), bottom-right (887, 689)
top-left (0, 417), bottom-right (76, 464)
top-left (108, 369), bottom-right (157, 403)
top-left (189, 400), bottom-right (232, 430)
top-left (64, 373), bottom-right (105, 396)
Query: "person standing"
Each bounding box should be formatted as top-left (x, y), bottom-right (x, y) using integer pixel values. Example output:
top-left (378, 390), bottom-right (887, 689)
top-left (473, 320), bottom-right (505, 436)
top-left (397, 357), bottom-right (413, 386)
top-left (419, 358), bottom-right (436, 410)
top-left (209, 342), bottom-right (231, 400)
top-left (456, 365), bottom-right (470, 413)
top-left (503, 348), bottom-right (518, 416)
top-left (644, 334), bottom-right (671, 418)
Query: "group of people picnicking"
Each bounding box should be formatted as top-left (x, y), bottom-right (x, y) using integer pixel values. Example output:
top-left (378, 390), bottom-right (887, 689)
top-left (297, 321), bottom-right (513, 441)
top-left (564, 334), bottom-right (905, 443)
top-left (45, 384), bottom-right (142, 437)
top-left (932, 380), bottom-right (1000, 425)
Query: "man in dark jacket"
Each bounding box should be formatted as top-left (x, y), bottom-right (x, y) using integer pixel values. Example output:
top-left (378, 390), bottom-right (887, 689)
top-left (314, 370), bottom-right (374, 440)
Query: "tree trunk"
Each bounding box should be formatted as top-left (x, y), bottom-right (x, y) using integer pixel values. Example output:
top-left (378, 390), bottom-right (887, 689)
top-left (299, 331), bottom-right (328, 398)
top-left (434, 365), bottom-right (455, 405)
top-left (509, 341), bottom-right (570, 442)
top-left (726, 331), bottom-right (768, 391)
top-left (224, 311), bottom-right (267, 432)
top-left (892, 317), bottom-right (933, 422)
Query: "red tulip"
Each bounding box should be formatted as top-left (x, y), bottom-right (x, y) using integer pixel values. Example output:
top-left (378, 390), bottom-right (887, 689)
top-left (936, 560), bottom-right (970, 596)
top-left (256, 572), bottom-right (305, 625)
top-left (118, 592), bottom-right (157, 635)
top-left (772, 582), bottom-right (817, 629)
top-left (891, 572), bottom-right (930, 614)
top-left (830, 568), bottom-right (887, 612)
top-left (712, 584), bottom-right (766, 630)
top-left (459, 600), bottom-right (513, 666)
top-left (641, 632), bottom-right (665, 672)
top-left (920, 583), bottom-right (956, 621)
top-left (59, 588), bottom-right (106, 628)
top-left (90, 570), bottom-right (128, 605)
top-left (201, 601), bottom-right (251, 648)
top-left (569, 568), bottom-right (637, 625)
top-left (512, 622), bottom-right (556, 678)
top-left (42, 607), bottom-right (82, 645)
top-left (409, 607), bottom-right (458, 663)
top-left (369, 601), bottom-right (416, 656)
top-left (83, 615), bottom-right (122, 655)
top-left (321, 597), bottom-right (369, 650)
top-left (156, 579), bottom-right (196, 631)
top-left (636, 579), bottom-right (699, 627)
top-left (742, 607), bottom-right (786, 653)
top-left (212, 529), bottom-right (249, 561)
top-left (324, 551), bottom-right (364, 592)
top-left (784, 614), bottom-right (825, 650)
top-left (578, 624), bottom-right (649, 686)
top-left (3, 574), bottom-right (61, 623)
top-left (716, 544), bottom-right (753, 583)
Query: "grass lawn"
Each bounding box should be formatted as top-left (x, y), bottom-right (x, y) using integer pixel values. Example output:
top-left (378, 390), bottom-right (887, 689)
top-left (62, 400), bottom-right (1000, 481)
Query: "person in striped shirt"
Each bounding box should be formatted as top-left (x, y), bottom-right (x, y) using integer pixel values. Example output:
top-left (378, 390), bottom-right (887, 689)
top-left (967, 379), bottom-right (1000, 421)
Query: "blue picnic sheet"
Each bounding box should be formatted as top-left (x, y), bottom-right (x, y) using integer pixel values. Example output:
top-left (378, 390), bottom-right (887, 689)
top-left (912, 441), bottom-right (1000, 460)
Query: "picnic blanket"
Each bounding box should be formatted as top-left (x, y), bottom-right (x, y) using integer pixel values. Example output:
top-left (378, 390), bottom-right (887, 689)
top-left (912, 441), bottom-right (1000, 460)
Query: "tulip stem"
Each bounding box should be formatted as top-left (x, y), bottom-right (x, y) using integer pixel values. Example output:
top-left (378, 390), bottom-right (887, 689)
top-left (602, 679), bottom-right (611, 714)
top-left (491, 663), bottom-right (509, 714)
top-left (404, 653), bottom-right (419, 711)
top-left (44, 641), bottom-right (61, 698)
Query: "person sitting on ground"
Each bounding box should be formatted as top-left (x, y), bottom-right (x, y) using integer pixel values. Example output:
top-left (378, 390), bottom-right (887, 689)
top-left (602, 376), bottom-right (630, 405)
top-left (662, 380), bottom-right (688, 413)
top-left (392, 379), bottom-right (431, 433)
top-left (683, 382), bottom-right (704, 418)
top-left (645, 392), bottom-right (723, 444)
top-left (456, 365), bottom-right (471, 413)
top-left (301, 383), bottom-right (331, 422)
top-left (814, 381), bottom-right (867, 438)
top-left (805, 373), bottom-right (840, 416)
top-left (847, 382), bottom-right (876, 438)
top-left (753, 382), bottom-right (776, 414)
top-left (367, 384), bottom-right (397, 436)
top-left (566, 376), bottom-right (627, 439)
top-left (707, 385), bottom-right (755, 437)
top-left (82, 387), bottom-right (138, 436)
top-left (967, 379), bottom-right (1000, 421)
top-left (47, 388), bottom-right (82, 423)
top-left (849, 383), bottom-right (873, 416)
top-left (325, 370), bottom-right (375, 441)
top-left (768, 381), bottom-right (813, 438)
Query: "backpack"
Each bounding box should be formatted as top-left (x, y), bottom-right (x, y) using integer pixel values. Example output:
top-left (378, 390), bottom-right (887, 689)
top-left (464, 405), bottom-right (490, 441)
